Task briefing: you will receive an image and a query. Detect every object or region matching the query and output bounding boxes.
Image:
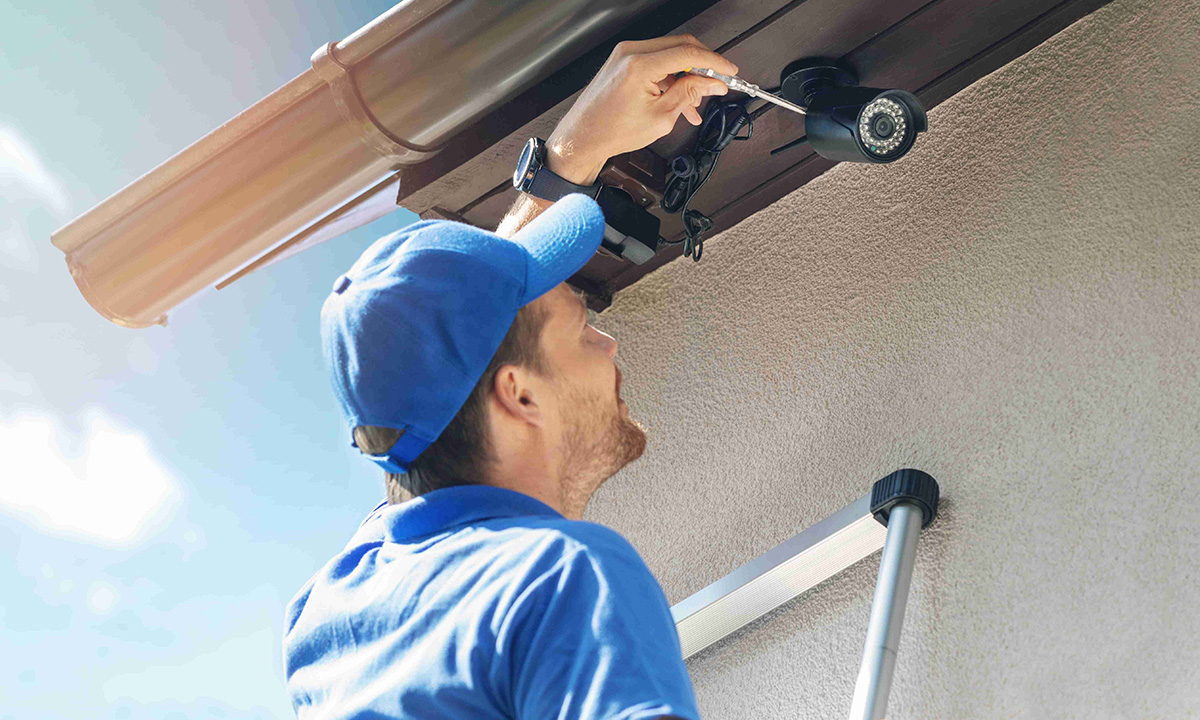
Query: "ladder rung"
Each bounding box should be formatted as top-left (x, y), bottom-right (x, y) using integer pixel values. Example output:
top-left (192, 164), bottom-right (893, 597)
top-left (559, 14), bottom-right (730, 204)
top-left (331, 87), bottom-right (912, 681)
top-left (671, 493), bottom-right (886, 659)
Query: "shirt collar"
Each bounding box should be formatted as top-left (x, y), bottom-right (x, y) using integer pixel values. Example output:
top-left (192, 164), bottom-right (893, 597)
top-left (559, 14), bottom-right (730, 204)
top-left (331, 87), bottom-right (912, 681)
top-left (361, 485), bottom-right (564, 542)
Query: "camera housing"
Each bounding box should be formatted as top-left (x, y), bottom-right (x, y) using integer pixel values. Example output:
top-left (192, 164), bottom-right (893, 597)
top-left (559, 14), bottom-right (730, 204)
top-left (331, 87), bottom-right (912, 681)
top-left (780, 58), bottom-right (928, 164)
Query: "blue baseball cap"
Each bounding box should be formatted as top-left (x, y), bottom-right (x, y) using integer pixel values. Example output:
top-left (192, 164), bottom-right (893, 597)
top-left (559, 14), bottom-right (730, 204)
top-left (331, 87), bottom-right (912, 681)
top-left (320, 193), bottom-right (605, 474)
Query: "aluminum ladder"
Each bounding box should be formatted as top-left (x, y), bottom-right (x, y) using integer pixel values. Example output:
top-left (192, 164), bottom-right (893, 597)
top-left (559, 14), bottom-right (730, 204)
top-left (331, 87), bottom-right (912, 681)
top-left (670, 468), bottom-right (940, 720)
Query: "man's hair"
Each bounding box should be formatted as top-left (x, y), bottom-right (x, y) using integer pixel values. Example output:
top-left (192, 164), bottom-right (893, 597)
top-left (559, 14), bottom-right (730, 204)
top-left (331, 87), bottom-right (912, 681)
top-left (352, 301), bottom-right (552, 504)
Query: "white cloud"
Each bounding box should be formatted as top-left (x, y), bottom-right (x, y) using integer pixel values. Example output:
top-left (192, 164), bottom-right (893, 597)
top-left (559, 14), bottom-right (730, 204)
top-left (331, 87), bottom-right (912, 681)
top-left (0, 124), bottom-right (71, 274)
top-left (0, 406), bottom-right (182, 547)
top-left (0, 125), bottom-right (69, 214)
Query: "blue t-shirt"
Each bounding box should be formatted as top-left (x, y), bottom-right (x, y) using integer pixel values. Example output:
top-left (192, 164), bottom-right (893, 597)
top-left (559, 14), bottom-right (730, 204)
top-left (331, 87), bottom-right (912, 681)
top-left (282, 485), bottom-right (699, 720)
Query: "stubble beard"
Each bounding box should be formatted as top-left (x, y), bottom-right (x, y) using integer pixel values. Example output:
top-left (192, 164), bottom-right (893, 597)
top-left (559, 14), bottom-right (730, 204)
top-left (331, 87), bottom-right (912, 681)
top-left (556, 384), bottom-right (648, 518)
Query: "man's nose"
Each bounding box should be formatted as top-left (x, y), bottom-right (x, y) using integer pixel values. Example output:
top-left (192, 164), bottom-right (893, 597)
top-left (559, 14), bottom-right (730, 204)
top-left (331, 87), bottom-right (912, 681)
top-left (596, 328), bottom-right (618, 358)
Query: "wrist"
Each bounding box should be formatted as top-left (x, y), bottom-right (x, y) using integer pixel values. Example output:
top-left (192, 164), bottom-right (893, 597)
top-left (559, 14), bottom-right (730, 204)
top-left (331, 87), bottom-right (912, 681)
top-left (545, 134), bottom-right (608, 186)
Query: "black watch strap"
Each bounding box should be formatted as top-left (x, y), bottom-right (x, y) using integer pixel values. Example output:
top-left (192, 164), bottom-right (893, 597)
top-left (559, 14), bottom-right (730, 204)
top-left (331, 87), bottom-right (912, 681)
top-left (517, 138), bottom-right (602, 201)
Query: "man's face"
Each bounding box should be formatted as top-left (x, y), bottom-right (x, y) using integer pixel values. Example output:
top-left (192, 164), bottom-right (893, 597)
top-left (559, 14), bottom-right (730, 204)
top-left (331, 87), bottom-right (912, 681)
top-left (537, 283), bottom-right (647, 504)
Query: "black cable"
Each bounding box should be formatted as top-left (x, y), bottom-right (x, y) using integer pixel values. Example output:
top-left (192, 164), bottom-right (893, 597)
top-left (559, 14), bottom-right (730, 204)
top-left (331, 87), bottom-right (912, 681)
top-left (769, 134), bottom-right (808, 155)
top-left (660, 100), bottom-right (753, 262)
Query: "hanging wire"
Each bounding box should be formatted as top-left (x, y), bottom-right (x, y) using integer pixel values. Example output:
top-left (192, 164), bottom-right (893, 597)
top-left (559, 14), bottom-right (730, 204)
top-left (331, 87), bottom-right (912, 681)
top-left (660, 100), bottom-right (754, 262)
top-left (658, 90), bottom-right (806, 261)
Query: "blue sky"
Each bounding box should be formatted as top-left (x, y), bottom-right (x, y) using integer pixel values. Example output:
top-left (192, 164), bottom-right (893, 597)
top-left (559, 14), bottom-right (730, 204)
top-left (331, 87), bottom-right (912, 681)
top-left (1, 1), bottom-right (421, 717)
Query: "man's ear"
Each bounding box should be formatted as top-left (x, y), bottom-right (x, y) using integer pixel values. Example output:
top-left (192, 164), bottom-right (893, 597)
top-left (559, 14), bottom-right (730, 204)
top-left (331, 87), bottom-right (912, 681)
top-left (491, 363), bottom-right (547, 428)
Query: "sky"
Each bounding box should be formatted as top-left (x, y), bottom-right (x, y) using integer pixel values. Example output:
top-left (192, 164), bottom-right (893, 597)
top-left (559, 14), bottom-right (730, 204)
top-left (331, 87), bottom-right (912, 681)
top-left (1, 1), bottom-right (422, 717)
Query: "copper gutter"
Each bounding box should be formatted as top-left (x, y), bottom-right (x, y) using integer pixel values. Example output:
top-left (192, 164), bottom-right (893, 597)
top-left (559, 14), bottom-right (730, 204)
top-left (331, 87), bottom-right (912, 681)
top-left (52, 0), bottom-right (668, 328)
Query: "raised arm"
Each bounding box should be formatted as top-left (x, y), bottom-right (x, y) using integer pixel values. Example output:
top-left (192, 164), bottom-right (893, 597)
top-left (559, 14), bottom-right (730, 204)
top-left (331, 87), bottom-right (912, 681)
top-left (496, 34), bottom-right (738, 238)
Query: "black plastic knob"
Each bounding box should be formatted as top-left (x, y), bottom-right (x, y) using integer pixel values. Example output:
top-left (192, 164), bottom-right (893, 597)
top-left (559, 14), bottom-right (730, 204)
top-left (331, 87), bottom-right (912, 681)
top-left (870, 468), bottom-right (940, 528)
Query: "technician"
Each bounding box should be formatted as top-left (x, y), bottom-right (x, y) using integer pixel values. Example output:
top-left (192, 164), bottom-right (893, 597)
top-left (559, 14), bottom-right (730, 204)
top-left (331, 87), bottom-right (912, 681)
top-left (283, 35), bottom-right (738, 720)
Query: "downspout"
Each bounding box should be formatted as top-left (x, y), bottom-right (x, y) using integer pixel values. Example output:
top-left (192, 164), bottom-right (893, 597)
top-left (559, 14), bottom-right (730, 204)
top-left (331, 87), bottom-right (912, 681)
top-left (51, 0), bottom-right (669, 328)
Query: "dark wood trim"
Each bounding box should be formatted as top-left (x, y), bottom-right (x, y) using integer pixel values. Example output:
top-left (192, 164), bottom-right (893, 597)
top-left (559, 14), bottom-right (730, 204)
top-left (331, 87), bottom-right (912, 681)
top-left (595, 0), bottom-right (1116, 300)
top-left (395, 0), bottom-right (728, 206)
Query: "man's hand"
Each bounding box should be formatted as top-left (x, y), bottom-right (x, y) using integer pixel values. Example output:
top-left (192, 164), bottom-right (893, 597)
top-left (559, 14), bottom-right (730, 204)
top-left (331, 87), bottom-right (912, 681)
top-left (497, 34), bottom-right (737, 238)
top-left (545, 34), bottom-right (739, 185)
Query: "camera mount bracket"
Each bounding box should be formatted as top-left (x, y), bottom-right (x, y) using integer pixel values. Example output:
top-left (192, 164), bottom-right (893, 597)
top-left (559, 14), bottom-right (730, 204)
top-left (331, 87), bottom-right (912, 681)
top-left (779, 57), bottom-right (859, 107)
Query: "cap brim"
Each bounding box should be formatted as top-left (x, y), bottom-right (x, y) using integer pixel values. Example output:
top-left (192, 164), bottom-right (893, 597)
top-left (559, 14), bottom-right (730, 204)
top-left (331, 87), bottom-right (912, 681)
top-left (512, 193), bottom-right (605, 306)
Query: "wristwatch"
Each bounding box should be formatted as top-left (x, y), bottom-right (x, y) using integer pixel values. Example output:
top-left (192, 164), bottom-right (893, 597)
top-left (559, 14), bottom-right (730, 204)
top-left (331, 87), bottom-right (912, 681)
top-left (512, 137), bottom-right (660, 265)
top-left (512, 138), bottom-right (603, 201)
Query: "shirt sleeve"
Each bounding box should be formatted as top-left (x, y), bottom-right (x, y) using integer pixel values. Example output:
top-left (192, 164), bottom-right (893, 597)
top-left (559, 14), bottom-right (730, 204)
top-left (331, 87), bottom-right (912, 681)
top-left (503, 528), bottom-right (701, 720)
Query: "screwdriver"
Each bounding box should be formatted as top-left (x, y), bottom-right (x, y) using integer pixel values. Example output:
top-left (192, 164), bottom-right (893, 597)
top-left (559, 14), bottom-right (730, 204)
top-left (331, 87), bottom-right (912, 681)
top-left (687, 67), bottom-right (807, 116)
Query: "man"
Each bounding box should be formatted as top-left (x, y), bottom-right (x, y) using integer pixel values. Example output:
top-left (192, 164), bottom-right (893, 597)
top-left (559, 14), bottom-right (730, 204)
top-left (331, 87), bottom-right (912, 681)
top-left (283, 35), bottom-right (739, 719)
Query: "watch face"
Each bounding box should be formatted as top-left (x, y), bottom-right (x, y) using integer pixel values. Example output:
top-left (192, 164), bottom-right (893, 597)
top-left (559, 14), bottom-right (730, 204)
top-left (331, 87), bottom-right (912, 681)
top-left (514, 139), bottom-right (537, 191)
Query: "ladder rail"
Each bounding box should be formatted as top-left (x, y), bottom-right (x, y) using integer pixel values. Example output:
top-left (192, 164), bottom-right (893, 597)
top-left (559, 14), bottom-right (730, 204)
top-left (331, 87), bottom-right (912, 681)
top-left (848, 501), bottom-right (924, 720)
top-left (670, 493), bottom-right (887, 659)
top-left (670, 470), bottom-right (939, 718)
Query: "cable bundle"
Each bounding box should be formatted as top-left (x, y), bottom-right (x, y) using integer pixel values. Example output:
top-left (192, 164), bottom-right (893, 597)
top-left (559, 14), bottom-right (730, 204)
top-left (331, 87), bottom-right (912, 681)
top-left (660, 101), bottom-right (753, 262)
top-left (662, 99), bottom-right (753, 260)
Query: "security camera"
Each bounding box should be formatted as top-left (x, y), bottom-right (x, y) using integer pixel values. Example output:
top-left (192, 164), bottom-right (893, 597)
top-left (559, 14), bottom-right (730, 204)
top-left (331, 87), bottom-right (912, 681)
top-left (780, 58), bottom-right (928, 164)
top-left (804, 87), bottom-right (927, 163)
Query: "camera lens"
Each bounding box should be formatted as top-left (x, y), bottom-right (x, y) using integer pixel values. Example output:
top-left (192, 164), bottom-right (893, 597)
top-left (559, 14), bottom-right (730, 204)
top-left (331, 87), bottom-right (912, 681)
top-left (857, 97), bottom-right (909, 158)
top-left (872, 115), bottom-right (895, 138)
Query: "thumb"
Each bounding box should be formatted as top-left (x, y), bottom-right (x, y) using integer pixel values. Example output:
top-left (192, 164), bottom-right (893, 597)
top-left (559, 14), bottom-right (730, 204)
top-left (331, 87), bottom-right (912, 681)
top-left (659, 74), bottom-right (727, 117)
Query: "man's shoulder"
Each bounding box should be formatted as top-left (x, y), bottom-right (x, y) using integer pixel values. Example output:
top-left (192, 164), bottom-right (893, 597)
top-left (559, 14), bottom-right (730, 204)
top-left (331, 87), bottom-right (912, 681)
top-left (478, 517), bottom-right (665, 606)
top-left (484, 516), bottom-right (646, 567)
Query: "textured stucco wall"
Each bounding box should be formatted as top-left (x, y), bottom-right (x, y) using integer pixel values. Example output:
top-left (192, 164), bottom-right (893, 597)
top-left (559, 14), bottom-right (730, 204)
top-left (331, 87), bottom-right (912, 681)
top-left (582, 0), bottom-right (1200, 716)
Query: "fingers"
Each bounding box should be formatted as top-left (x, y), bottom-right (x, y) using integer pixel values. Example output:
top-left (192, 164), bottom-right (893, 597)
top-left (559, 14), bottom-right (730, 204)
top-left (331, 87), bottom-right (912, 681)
top-left (633, 42), bottom-right (738, 82)
top-left (660, 74), bottom-right (727, 116)
top-left (660, 75), bottom-right (727, 129)
top-left (657, 72), bottom-right (720, 97)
